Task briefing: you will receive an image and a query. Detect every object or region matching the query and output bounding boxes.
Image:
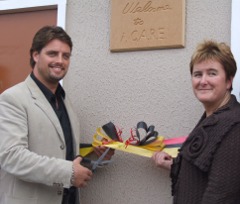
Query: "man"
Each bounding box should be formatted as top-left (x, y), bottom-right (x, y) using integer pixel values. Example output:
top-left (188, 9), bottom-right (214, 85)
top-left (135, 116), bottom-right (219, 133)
top-left (0, 26), bottom-right (113, 204)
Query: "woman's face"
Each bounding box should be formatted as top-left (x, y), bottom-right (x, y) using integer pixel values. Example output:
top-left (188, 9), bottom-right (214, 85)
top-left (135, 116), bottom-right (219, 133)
top-left (191, 59), bottom-right (232, 107)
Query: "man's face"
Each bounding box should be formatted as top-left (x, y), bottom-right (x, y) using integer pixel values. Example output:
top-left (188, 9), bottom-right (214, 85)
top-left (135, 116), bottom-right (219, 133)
top-left (33, 39), bottom-right (71, 90)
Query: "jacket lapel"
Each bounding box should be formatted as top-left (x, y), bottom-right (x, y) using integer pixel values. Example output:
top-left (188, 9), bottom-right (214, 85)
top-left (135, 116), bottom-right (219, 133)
top-left (64, 98), bottom-right (79, 154)
top-left (25, 76), bottom-right (65, 144)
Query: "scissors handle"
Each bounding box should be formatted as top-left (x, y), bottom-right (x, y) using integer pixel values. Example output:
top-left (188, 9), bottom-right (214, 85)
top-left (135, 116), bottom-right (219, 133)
top-left (81, 157), bottom-right (92, 164)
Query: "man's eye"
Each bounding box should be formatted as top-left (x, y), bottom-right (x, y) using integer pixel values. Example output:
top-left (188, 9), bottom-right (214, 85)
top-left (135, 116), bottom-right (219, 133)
top-left (48, 52), bottom-right (56, 57)
top-left (63, 54), bottom-right (70, 60)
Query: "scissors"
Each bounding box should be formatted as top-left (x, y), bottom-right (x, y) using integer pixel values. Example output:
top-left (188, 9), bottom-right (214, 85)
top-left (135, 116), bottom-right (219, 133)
top-left (80, 147), bottom-right (111, 172)
top-left (81, 121), bottom-right (120, 172)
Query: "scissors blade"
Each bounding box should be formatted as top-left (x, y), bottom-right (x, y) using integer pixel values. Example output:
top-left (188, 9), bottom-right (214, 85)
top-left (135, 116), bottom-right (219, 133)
top-left (91, 147), bottom-right (110, 171)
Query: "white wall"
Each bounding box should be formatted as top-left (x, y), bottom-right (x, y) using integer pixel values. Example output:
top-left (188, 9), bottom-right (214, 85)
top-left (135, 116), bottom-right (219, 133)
top-left (231, 0), bottom-right (240, 101)
top-left (0, 0), bottom-right (234, 203)
top-left (64, 0), bottom-right (232, 203)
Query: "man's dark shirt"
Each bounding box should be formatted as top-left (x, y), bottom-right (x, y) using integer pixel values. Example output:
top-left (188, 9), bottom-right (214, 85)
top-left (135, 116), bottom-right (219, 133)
top-left (30, 73), bottom-right (76, 204)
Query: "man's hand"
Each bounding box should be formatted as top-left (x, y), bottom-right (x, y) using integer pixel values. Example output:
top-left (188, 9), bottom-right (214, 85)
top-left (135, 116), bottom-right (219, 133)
top-left (72, 156), bottom-right (93, 188)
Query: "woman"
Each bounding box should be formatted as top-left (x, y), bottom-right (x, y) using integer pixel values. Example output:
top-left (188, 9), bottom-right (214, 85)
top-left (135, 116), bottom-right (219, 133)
top-left (152, 40), bottom-right (240, 204)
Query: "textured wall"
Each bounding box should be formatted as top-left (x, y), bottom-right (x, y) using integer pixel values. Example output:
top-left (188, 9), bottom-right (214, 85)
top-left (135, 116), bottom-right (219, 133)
top-left (64, 0), bottom-right (232, 203)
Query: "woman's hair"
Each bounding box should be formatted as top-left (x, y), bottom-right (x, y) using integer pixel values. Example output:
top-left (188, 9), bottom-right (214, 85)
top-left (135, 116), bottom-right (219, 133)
top-left (30, 26), bottom-right (73, 68)
top-left (190, 40), bottom-right (237, 91)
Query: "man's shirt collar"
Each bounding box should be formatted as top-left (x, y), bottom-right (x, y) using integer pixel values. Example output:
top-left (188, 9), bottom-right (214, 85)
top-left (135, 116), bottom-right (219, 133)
top-left (30, 72), bottom-right (65, 102)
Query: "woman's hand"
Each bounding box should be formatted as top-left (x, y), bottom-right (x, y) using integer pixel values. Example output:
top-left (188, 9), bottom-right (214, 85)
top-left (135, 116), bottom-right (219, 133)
top-left (152, 151), bottom-right (173, 170)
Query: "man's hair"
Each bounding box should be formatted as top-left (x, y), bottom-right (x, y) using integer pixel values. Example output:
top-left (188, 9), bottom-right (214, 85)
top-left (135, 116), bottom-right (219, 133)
top-left (30, 26), bottom-right (73, 68)
top-left (189, 40), bottom-right (237, 91)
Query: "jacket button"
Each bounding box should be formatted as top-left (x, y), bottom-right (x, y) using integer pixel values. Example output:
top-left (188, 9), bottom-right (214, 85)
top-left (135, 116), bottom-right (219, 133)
top-left (60, 145), bottom-right (65, 150)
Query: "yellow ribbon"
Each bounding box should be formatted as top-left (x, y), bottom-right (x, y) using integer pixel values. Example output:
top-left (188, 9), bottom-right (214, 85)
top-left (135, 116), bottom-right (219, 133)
top-left (81, 127), bottom-right (165, 158)
top-left (79, 146), bottom-right (94, 157)
top-left (162, 147), bottom-right (180, 158)
top-left (80, 127), bottom-right (183, 158)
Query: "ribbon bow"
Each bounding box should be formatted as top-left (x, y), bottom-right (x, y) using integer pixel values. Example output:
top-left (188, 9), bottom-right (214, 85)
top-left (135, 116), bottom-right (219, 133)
top-left (125, 121), bottom-right (159, 147)
top-left (80, 121), bottom-right (187, 158)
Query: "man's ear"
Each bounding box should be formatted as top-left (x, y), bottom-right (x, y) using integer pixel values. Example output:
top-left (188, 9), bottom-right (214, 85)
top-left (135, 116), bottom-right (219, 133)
top-left (32, 51), bottom-right (39, 63)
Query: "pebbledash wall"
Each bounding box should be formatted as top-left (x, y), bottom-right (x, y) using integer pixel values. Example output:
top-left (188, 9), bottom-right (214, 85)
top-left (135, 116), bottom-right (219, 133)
top-left (64, 1), bottom-right (232, 204)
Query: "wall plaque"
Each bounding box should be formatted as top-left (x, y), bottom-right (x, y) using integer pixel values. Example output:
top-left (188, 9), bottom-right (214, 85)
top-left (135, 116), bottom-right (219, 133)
top-left (110, 0), bottom-right (185, 52)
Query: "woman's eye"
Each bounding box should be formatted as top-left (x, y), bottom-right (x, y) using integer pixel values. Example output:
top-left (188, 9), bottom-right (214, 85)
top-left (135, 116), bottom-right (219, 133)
top-left (209, 72), bottom-right (216, 76)
top-left (193, 73), bottom-right (201, 78)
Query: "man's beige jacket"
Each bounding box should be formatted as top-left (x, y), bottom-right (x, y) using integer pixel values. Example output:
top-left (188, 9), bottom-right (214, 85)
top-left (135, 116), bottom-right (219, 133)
top-left (0, 76), bottom-right (80, 204)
